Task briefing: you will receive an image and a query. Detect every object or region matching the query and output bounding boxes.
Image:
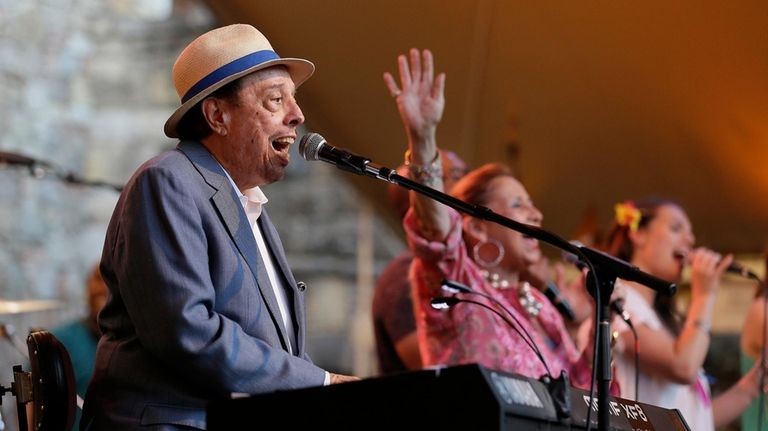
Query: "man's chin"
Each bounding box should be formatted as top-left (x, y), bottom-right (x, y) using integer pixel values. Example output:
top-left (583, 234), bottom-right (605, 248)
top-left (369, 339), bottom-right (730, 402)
top-left (264, 169), bottom-right (286, 185)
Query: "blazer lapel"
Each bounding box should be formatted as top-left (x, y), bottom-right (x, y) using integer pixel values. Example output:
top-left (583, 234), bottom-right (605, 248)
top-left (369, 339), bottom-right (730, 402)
top-left (176, 141), bottom-right (294, 354)
top-left (258, 210), bottom-right (303, 355)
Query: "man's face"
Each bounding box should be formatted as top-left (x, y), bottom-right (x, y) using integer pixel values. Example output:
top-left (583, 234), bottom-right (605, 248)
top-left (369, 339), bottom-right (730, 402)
top-left (216, 67), bottom-right (305, 189)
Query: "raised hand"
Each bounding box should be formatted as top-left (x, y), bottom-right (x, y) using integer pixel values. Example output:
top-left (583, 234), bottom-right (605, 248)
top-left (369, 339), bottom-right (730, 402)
top-left (383, 48), bottom-right (446, 145)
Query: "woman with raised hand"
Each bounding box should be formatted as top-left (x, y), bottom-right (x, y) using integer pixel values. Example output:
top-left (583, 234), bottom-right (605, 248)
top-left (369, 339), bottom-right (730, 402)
top-left (383, 48), bottom-right (598, 389)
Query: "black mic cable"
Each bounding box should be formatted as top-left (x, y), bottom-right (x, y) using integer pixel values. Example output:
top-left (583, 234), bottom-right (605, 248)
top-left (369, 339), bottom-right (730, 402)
top-left (610, 298), bottom-right (639, 401)
top-left (434, 280), bottom-right (573, 419)
top-left (435, 280), bottom-right (552, 378)
top-left (563, 249), bottom-right (639, 404)
top-left (430, 296), bottom-right (553, 378)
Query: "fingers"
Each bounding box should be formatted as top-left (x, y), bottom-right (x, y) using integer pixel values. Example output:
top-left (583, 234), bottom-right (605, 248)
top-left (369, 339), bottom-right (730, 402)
top-left (422, 48), bottom-right (434, 86)
top-left (433, 72), bottom-right (446, 100)
top-left (715, 253), bottom-right (734, 274)
top-left (330, 372), bottom-right (361, 384)
top-left (386, 48), bottom-right (443, 95)
top-left (409, 48), bottom-right (422, 85)
top-left (397, 53), bottom-right (411, 90)
top-left (382, 72), bottom-right (401, 97)
top-left (689, 247), bottom-right (723, 272)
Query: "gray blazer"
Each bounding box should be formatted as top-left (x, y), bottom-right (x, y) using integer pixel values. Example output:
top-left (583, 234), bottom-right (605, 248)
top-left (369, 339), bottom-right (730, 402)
top-left (81, 141), bottom-right (326, 430)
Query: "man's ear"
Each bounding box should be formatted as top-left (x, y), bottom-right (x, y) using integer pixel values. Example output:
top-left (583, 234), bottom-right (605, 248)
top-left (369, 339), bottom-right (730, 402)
top-left (201, 97), bottom-right (229, 136)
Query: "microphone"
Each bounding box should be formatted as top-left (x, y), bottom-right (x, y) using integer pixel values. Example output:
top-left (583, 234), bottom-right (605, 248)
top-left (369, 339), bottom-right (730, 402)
top-left (543, 281), bottom-right (576, 322)
top-left (298, 133), bottom-right (395, 180)
top-left (673, 251), bottom-right (760, 281)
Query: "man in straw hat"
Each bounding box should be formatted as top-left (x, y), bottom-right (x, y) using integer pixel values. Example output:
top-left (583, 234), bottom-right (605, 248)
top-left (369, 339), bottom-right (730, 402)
top-left (81, 24), bottom-right (358, 430)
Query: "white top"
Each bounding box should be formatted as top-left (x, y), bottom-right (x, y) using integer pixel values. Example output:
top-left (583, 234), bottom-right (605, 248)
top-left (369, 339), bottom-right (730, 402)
top-left (614, 283), bottom-right (714, 431)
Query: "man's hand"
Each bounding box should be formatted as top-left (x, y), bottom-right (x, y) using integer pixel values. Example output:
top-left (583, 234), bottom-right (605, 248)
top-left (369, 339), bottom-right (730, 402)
top-left (329, 373), bottom-right (361, 385)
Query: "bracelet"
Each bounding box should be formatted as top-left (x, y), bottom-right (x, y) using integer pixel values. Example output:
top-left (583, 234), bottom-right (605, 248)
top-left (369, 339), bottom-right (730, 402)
top-left (404, 149), bottom-right (442, 185)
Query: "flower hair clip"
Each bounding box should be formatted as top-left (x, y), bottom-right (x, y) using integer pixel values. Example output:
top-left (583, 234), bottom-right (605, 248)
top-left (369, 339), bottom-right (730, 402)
top-left (614, 201), bottom-right (642, 232)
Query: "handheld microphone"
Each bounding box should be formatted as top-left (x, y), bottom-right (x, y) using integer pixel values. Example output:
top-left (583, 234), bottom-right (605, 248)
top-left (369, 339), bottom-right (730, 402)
top-left (543, 282), bottom-right (576, 322)
top-left (673, 251), bottom-right (760, 281)
top-left (298, 133), bottom-right (395, 180)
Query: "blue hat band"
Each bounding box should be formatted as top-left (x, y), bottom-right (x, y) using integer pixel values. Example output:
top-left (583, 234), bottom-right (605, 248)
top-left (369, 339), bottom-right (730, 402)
top-left (181, 50), bottom-right (280, 103)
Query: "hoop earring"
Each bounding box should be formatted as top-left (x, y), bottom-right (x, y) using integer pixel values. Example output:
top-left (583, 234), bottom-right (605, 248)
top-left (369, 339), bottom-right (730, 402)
top-left (472, 238), bottom-right (504, 268)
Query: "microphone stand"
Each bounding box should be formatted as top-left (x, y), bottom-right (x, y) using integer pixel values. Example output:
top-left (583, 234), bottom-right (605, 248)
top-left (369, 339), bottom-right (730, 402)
top-left (0, 151), bottom-right (123, 192)
top-left (355, 163), bottom-right (677, 431)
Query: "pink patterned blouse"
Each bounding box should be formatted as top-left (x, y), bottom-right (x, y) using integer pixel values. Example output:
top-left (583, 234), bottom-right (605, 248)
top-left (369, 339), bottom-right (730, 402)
top-left (404, 207), bottom-right (595, 390)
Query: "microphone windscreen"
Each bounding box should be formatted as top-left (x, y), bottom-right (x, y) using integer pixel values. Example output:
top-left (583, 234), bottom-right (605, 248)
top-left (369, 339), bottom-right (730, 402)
top-left (298, 133), bottom-right (326, 161)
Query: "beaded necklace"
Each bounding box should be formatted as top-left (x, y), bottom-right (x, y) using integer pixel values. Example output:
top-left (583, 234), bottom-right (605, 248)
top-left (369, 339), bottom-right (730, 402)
top-left (480, 270), bottom-right (543, 318)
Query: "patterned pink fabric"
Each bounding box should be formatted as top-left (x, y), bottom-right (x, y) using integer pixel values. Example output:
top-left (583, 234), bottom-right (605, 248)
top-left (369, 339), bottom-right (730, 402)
top-left (404, 208), bottom-right (598, 391)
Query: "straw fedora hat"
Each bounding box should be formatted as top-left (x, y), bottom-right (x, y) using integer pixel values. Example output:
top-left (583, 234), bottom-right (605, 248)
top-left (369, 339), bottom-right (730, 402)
top-left (164, 24), bottom-right (315, 138)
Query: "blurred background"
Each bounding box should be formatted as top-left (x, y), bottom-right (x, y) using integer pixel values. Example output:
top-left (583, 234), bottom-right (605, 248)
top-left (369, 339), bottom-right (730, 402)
top-left (0, 1), bottom-right (765, 429)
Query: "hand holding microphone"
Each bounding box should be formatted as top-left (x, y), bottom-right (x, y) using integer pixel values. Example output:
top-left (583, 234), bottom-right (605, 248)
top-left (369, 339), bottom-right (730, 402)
top-left (674, 249), bottom-right (758, 281)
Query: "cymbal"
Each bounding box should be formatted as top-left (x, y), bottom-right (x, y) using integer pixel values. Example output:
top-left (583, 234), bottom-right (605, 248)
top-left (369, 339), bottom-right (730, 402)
top-left (0, 299), bottom-right (61, 315)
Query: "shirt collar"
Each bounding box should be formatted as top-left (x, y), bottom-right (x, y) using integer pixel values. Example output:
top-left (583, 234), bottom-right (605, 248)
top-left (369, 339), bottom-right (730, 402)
top-left (242, 187), bottom-right (269, 219)
top-left (220, 165), bottom-right (269, 219)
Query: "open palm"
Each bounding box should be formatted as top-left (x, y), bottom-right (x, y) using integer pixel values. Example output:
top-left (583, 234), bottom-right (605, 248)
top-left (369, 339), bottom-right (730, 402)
top-left (384, 48), bottom-right (445, 143)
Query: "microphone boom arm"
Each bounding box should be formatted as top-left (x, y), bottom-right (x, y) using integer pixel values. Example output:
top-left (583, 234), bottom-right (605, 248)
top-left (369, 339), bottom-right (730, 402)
top-left (381, 169), bottom-right (676, 296)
